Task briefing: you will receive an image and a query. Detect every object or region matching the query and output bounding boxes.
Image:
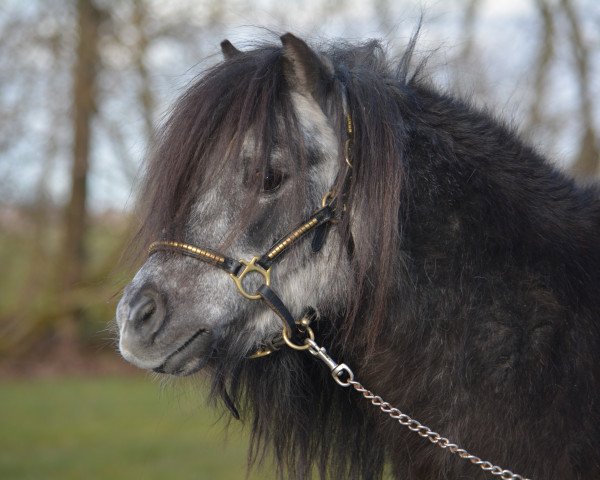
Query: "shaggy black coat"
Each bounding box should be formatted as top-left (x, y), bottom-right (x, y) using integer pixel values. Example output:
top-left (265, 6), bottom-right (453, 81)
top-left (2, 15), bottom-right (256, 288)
top-left (222, 46), bottom-right (600, 480)
top-left (137, 36), bottom-right (600, 480)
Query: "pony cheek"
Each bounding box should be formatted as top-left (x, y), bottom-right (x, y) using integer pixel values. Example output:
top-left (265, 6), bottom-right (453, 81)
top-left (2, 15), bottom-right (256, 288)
top-left (277, 236), bottom-right (350, 318)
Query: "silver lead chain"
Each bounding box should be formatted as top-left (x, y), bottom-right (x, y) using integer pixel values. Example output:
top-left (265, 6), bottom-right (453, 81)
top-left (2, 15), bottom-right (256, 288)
top-left (304, 338), bottom-right (531, 480)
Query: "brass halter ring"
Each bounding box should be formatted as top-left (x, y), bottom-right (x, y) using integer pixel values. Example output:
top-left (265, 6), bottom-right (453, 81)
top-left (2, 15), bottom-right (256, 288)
top-left (230, 256), bottom-right (271, 300)
top-left (282, 325), bottom-right (315, 351)
top-left (344, 112), bottom-right (353, 168)
top-left (321, 190), bottom-right (335, 208)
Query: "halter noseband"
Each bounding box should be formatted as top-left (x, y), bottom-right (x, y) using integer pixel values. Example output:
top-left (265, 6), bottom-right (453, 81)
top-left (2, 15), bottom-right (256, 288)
top-left (147, 109), bottom-right (353, 357)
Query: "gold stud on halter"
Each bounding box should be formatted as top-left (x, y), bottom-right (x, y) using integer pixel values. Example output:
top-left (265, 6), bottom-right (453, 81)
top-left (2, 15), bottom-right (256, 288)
top-left (148, 241), bottom-right (226, 264)
top-left (265, 217), bottom-right (319, 260)
top-left (321, 190), bottom-right (335, 208)
top-left (344, 113), bottom-right (353, 168)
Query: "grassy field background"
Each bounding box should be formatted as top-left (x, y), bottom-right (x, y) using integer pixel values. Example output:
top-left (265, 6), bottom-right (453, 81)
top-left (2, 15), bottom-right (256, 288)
top-left (0, 215), bottom-right (271, 479)
top-left (0, 375), bottom-right (269, 480)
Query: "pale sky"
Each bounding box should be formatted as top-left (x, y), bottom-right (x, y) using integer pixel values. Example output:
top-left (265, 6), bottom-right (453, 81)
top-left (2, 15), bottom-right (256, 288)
top-left (2, 0), bottom-right (598, 212)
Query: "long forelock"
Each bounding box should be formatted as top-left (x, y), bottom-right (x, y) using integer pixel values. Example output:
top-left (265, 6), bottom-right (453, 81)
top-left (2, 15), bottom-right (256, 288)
top-left (131, 44), bottom-right (316, 258)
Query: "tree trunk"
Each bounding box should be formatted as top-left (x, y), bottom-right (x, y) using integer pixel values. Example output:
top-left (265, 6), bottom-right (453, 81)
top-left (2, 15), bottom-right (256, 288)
top-left (525, 0), bottom-right (555, 138)
top-left (57, 0), bottom-right (101, 348)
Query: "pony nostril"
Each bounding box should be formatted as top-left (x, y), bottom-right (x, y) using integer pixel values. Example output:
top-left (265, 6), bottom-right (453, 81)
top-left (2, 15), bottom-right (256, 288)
top-left (135, 297), bottom-right (156, 324)
top-left (128, 290), bottom-right (166, 339)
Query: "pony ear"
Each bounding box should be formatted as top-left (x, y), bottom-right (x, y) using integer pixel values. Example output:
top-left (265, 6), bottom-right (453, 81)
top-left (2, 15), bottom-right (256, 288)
top-left (280, 33), bottom-right (333, 98)
top-left (220, 39), bottom-right (242, 60)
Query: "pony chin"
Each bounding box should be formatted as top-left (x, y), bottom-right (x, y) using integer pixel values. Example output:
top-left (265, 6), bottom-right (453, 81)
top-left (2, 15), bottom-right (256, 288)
top-left (151, 330), bottom-right (211, 376)
top-left (115, 254), bottom-right (244, 375)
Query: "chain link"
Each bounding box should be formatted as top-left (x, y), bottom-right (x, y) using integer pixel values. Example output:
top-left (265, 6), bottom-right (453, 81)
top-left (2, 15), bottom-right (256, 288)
top-left (302, 337), bottom-right (531, 480)
top-left (347, 379), bottom-right (531, 480)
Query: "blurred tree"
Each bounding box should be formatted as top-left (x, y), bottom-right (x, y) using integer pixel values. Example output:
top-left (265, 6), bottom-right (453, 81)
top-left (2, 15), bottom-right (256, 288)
top-left (561, 0), bottom-right (600, 176)
top-left (0, 0), bottom-right (598, 361)
top-left (525, 0), bottom-right (555, 138)
top-left (57, 0), bottom-right (104, 350)
top-left (0, 0), bottom-right (231, 357)
top-left (132, 0), bottom-right (154, 145)
top-left (459, 0), bottom-right (481, 64)
top-left (0, 3), bottom-right (74, 354)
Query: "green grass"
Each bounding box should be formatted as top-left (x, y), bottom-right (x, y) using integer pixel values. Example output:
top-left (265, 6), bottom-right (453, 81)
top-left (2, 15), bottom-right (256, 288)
top-left (0, 376), bottom-right (271, 480)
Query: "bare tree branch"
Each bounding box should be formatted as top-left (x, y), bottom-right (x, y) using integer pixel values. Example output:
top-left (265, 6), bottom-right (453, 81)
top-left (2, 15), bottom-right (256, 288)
top-left (57, 0), bottom-right (104, 348)
top-left (525, 0), bottom-right (556, 138)
top-left (132, 0), bottom-right (155, 145)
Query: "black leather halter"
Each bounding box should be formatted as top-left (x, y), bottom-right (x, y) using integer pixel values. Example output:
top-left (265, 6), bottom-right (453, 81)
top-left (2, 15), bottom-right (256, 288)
top-left (148, 109), bottom-right (353, 356)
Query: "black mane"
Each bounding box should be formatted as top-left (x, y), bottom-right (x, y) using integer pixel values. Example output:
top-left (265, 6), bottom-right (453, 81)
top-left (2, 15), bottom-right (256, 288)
top-left (135, 35), bottom-right (600, 479)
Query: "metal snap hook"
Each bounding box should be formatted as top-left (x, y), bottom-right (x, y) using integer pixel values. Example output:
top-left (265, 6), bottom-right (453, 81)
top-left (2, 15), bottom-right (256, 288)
top-left (304, 338), bottom-right (355, 387)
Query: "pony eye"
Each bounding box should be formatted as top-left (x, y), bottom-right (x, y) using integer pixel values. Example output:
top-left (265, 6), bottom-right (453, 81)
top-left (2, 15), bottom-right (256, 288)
top-left (262, 168), bottom-right (284, 193)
